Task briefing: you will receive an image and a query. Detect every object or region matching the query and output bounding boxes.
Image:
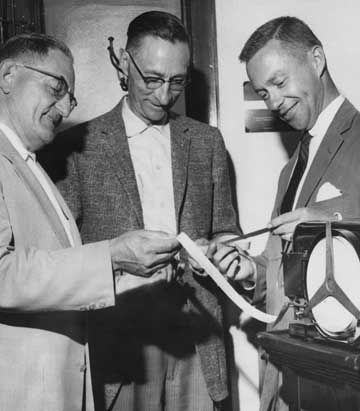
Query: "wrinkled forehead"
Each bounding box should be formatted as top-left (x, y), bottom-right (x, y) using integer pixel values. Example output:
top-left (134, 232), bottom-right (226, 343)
top-left (32, 49), bottom-right (75, 87)
top-left (246, 40), bottom-right (302, 84)
top-left (133, 36), bottom-right (190, 65)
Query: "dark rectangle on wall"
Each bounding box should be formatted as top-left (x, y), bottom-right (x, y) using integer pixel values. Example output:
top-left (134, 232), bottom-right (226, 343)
top-left (245, 109), bottom-right (294, 133)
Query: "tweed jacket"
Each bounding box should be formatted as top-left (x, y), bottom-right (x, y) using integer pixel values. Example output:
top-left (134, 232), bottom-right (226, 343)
top-left (0, 130), bottom-right (115, 411)
top-left (54, 100), bottom-right (240, 402)
top-left (253, 99), bottom-right (360, 411)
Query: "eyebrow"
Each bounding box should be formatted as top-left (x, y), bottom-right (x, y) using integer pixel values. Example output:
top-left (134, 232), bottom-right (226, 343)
top-left (143, 69), bottom-right (187, 79)
top-left (267, 71), bottom-right (285, 84)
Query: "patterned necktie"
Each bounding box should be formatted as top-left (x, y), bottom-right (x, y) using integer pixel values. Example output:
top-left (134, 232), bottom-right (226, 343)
top-left (280, 131), bottom-right (312, 214)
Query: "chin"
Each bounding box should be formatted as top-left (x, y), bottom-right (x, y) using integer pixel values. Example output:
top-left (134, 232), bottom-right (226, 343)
top-left (39, 131), bottom-right (56, 147)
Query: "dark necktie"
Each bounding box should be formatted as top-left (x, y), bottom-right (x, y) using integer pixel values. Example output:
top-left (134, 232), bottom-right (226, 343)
top-left (280, 131), bottom-right (312, 214)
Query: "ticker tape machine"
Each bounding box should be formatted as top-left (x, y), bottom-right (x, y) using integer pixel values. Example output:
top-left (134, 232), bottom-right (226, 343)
top-left (283, 220), bottom-right (360, 344)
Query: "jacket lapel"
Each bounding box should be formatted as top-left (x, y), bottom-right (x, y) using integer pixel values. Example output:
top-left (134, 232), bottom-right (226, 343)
top-left (170, 115), bottom-right (191, 229)
top-left (295, 99), bottom-right (355, 208)
top-left (37, 161), bottom-right (82, 246)
top-left (0, 132), bottom-right (71, 247)
top-left (100, 102), bottom-right (144, 226)
top-left (274, 152), bottom-right (298, 217)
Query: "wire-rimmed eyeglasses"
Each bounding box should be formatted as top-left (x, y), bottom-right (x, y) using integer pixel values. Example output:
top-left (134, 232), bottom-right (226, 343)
top-left (106, 37), bottom-right (189, 93)
top-left (126, 51), bottom-right (189, 92)
top-left (16, 64), bottom-right (78, 111)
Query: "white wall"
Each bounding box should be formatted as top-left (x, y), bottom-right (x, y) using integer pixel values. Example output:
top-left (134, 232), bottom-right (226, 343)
top-left (215, 1), bottom-right (360, 410)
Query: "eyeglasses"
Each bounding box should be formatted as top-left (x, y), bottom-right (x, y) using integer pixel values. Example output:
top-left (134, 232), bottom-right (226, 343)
top-left (16, 64), bottom-right (78, 111)
top-left (126, 51), bottom-right (189, 92)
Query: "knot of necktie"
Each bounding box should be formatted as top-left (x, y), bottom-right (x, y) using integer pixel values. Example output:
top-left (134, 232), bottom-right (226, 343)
top-left (280, 131), bottom-right (312, 214)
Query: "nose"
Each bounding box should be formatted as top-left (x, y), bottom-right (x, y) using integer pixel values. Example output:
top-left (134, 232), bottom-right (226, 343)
top-left (55, 94), bottom-right (73, 118)
top-left (267, 89), bottom-right (284, 112)
top-left (154, 82), bottom-right (172, 106)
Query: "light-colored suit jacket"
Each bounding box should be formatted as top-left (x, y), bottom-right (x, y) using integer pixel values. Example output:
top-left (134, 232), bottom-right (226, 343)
top-left (254, 99), bottom-right (360, 411)
top-left (0, 131), bottom-right (115, 411)
top-left (53, 101), bottom-right (240, 402)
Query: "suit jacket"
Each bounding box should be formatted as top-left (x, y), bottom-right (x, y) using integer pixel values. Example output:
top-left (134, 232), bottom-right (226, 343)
top-left (0, 130), bottom-right (115, 411)
top-left (254, 99), bottom-right (360, 410)
top-left (54, 100), bottom-right (239, 402)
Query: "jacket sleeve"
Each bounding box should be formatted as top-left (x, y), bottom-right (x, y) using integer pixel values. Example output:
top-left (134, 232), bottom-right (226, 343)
top-left (211, 129), bottom-right (241, 236)
top-left (0, 173), bottom-right (115, 313)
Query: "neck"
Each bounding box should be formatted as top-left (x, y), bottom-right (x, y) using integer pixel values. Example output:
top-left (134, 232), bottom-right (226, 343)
top-left (321, 72), bottom-right (339, 110)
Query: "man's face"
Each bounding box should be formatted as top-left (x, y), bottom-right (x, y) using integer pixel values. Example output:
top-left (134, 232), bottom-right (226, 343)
top-left (246, 39), bottom-right (324, 131)
top-left (125, 36), bottom-right (190, 124)
top-left (8, 49), bottom-right (75, 151)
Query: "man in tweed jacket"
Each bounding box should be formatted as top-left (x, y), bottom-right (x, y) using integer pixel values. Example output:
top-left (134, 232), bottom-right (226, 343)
top-left (53, 11), bottom-right (240, 411)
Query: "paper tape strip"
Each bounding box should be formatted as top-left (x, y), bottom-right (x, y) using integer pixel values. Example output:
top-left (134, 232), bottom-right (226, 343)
top-left (177, 232), bottom-right (276, 324)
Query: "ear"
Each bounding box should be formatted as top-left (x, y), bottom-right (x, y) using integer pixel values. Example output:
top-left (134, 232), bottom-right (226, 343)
top-left (309, 45), bottom-right (326, 77)
top-left (0, 60), bottom-right (18, 94)
top-left (118, 48), bottom-right (130, 76)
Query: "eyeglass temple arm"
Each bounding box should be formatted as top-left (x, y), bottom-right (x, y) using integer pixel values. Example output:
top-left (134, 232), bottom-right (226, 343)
top-left (107, 36), bottom-right (126, 75)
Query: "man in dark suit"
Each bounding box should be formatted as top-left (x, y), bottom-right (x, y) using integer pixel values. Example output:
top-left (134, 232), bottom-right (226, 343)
top-left (216, 17), bottom-right (360, 411)
top-left (214, 16), bottom-right (360, 411)
top-left (55, 10), bottom-right (239, 411)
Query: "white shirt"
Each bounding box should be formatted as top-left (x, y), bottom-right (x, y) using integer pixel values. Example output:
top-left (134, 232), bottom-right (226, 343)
top-left (0, 122), bottom-right (74, 246)
top-left (122, 97), bottom-right (177, 235)
top-left (293, 95), bottom-right (345, 207)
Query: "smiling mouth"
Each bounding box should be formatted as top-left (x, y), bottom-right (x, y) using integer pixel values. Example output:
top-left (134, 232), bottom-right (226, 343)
top-left (280, 102), bottom-right (298, 120)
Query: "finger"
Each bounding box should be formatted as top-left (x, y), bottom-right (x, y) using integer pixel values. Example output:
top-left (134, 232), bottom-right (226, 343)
top-left (225, 259), bottom-right (241, 280)
top-left (146, 262), bottom-right (170, 275)
top-left (206, 241), bottom-right (218, 259)
top-left (281, 233), bottom-right (293, 242)
top-left (270, 210), bottom-right (299, 228)
top-left (271, 222), bottom-right (297, 236)
top-left (148, 248), bottom-right (184, 267)
top-left (214, 251), bottom-right (240, 275)
top-left (151, 238), bottom-right (181, 254)
top-left (211, 245), bottom-right (237, 264)
top-left (165, 264), bottom-right (174, 282)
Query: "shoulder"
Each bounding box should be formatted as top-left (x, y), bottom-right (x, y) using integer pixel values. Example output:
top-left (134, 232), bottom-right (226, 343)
top-left (170, 113), bottom-right (222, 140)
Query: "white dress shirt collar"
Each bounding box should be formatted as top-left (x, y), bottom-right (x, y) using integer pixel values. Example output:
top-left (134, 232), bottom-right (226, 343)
top-left (122, 96), bottom-right (168, 138)
top-left (308, 95), bottom-right (345, 139)
top-left (0, 122), bottom-right (34, 160)
top-left (0, 121), bottom-right (74, 246)
top-left (293, 95), bottom-right (345, 208)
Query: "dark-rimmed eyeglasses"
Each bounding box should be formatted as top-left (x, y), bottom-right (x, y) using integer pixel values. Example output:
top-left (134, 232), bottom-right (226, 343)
top-left (16, 64), bottom-right (78, 111)
top-left (126, 51), bottom-right (189, 92)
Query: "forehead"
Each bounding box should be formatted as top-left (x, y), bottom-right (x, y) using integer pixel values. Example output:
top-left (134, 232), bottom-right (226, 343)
top-left (246, 40), bottom-right (302, 85)
top-left (35, 48), bottom-right (75, 85)
top-left (132, 36), bottom-right (190, 74)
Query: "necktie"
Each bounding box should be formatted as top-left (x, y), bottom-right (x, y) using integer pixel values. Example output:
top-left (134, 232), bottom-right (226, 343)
top-left (280, 131), bottom-right (312, 214)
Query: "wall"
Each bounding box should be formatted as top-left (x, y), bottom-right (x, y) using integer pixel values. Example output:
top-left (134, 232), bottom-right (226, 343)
top-left (215, 1), bottom-right (360, 410)
top-left (43, 0), bottom-right (182, 127)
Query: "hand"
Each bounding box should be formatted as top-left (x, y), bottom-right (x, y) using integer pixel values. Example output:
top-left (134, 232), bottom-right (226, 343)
top-left (269, 207), bottom-right (335, 241)
top-left (187, 238), bottom-right (209, 276)
top-left (109, 230), bottom-right (180, 277)
top-left (208, 242), bottom-right (256, 284)
top-left (114, 263), bottom-right (178, 294)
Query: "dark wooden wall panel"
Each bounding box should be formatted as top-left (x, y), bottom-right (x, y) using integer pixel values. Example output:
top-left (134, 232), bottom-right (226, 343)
top-left (182, 0), bottom-right (219, 126)
top-left (0, 0), bottom-right (44, 42)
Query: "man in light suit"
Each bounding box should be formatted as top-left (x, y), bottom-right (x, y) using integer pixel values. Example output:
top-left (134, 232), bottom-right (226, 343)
top-left (0, 32), bottom-right (180, 411)
top-left (55, 10), bottom-right (239, 411)
top-left (212, 16), bottom-right (360, 411)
